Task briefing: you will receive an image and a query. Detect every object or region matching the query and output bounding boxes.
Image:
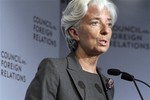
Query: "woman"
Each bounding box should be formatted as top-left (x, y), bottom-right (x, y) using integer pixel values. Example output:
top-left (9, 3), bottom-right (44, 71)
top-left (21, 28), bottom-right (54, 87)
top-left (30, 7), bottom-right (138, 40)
top-left (25, 0), bottom-right (117, 100)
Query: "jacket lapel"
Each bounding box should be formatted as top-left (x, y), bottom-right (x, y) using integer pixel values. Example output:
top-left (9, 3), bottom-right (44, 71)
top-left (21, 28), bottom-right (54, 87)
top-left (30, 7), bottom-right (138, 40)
top-left (66, 53), bottom-right (85, 100)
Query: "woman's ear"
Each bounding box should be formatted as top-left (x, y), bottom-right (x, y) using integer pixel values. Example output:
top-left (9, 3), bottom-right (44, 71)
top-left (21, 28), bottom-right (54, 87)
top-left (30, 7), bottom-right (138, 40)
top-left (68, 27), bottom-right (80, 41)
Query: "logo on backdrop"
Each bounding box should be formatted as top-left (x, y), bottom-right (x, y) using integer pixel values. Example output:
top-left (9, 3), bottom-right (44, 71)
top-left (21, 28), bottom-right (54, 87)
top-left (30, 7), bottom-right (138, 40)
top-left (33, 16), bottom-right (57, 47)
top-left (1, 50), bottom-right (26, 83)
top-left (111, 25), bottom-right (150, 50)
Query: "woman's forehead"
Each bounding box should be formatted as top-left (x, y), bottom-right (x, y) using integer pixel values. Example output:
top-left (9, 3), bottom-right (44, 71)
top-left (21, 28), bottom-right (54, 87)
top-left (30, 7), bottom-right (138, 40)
top-left (82, 4), bottom-right (111, 21)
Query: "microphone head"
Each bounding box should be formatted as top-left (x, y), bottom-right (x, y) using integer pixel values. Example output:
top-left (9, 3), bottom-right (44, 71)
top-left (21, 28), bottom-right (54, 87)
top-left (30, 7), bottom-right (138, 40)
top-left (121, 73), bottom-right (134, 81)
top-left (107, 68), bottom-right (121, 76)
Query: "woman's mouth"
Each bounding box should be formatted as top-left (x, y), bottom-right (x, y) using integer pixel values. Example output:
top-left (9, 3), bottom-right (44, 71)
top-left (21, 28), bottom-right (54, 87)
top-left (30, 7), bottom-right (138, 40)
top-left (98, 40), bottom-right (108, 46)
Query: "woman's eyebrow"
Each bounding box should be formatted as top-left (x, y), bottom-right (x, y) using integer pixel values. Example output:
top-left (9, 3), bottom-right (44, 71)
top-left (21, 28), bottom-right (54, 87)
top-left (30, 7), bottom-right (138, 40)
top-left (107, 18), bottom-right (112, 21)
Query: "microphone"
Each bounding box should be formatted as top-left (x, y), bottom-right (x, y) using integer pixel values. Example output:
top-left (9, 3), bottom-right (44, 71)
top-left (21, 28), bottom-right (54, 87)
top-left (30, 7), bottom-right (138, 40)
top-left (78, 81), bottom-right (86, 100)
top-left (107, 68), bottom-right (121, 76)
top-left (121, 73), bottom-right (150, 88)
top-left (121, 72), bottom-right (134, 81)
top-left (107, 68), bottom-right (150, 88)
top-left (121, 73), bottom-right (144, 100)
top-left (107, 68), bottom-right (148, 100)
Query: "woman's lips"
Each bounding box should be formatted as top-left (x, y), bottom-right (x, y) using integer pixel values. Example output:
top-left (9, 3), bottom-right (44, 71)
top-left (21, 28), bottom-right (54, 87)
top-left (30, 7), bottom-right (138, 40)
top-left (98, 40), bottom-right (108, 46)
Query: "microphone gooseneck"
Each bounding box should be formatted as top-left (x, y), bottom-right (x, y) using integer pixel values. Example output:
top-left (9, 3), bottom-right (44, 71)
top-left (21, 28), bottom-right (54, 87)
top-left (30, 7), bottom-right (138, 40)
top-left (135, 79), bottom-right (150, 88)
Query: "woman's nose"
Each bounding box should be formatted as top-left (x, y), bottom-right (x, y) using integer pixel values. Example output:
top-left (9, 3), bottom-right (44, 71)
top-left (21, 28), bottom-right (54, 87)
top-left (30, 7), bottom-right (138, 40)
top-left (100, 24), bottom-right (108, 35)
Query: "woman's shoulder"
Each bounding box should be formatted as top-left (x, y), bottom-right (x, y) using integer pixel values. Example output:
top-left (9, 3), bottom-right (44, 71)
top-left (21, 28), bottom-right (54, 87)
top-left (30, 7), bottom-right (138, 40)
top-left (41, 57), bottom-right (66, 64)
top-left (38, 57), bottom-right (67, 71)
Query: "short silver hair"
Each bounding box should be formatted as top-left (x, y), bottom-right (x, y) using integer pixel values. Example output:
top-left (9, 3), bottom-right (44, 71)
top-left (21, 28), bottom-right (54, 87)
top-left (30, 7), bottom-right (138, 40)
top-left (61, 0), bottom-right (117, 52)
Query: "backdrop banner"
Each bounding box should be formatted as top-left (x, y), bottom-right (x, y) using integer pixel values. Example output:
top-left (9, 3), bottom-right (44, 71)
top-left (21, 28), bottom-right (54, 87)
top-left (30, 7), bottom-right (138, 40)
top-left (0, 0), bottom-right (60, 100)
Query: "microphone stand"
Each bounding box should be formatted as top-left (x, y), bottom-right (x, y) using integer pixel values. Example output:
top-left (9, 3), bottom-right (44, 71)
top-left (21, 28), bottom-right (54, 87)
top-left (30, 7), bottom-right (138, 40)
top-left (133, 77), bottom-right (144, 100)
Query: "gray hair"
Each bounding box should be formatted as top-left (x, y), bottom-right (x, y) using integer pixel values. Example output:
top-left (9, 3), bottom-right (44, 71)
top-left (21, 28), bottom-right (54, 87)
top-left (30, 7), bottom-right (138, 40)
top-left (61, 0), bottom-right (117, 52)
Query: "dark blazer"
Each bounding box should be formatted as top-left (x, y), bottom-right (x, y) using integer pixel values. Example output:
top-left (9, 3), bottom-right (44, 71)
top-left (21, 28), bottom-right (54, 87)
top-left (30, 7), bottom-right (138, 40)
top-left (25, 53), bottom-right (114, 100)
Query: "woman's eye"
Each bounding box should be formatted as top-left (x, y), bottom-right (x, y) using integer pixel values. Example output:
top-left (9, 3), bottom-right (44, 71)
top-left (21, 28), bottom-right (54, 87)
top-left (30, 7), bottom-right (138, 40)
top-left (108, 23), bottom-right (112, 28)
top-left (91, 21), bottom-right (99, 26)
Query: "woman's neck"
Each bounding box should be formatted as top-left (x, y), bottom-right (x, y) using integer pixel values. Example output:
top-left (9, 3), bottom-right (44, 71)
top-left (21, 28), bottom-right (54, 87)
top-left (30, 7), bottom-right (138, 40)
top-left (75, 49), bottom-right (100, 74)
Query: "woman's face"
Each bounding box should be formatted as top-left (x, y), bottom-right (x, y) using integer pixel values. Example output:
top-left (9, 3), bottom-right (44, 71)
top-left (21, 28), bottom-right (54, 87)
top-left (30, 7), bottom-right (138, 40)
top-left (77, 4), bottom-right (112, 56)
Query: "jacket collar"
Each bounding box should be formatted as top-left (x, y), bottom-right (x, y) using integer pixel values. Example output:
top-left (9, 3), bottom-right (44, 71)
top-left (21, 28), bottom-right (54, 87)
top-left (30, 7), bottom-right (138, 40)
top-left (66, 52), bottom-right (82, 71)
